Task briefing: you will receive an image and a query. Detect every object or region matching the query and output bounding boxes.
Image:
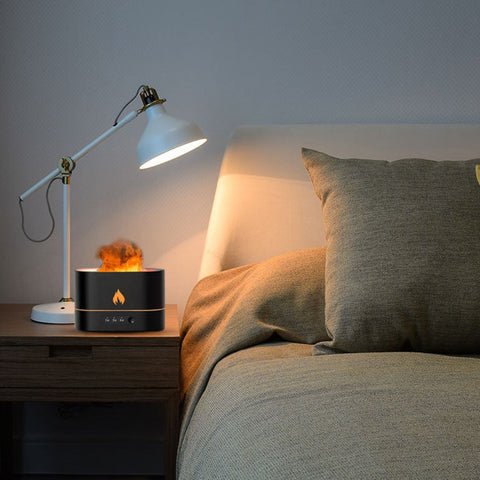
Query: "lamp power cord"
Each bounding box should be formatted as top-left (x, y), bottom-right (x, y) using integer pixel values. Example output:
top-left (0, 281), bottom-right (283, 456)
top-left (113, 84), bottom-right (147, 126)
top-left (19, 176), bottom-right (61, 242)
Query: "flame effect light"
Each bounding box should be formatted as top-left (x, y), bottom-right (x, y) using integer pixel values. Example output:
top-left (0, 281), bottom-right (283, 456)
top-left (96, 239), bottom-right (143, 272)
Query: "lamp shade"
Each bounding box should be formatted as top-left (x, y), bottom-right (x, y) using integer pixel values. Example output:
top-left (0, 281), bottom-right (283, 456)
top-left (137, 103), bottom-right (207, 169)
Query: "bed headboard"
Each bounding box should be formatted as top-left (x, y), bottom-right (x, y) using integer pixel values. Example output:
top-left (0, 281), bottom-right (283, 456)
top-left (200, 124), bottom-right (480, 278)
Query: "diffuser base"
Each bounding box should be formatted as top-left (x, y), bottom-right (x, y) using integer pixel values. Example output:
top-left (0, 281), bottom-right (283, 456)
top-left (75, 309), bottom-right (165, 332)
top-left (31, 301), bottom-right (75, 324)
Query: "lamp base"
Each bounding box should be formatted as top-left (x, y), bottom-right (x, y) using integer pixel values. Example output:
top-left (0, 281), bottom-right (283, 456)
top-left (31, 301), bottom-right (75, 324)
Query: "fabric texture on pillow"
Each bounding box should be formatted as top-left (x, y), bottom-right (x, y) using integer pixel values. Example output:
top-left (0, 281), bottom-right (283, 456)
top-left (302, 148), bottom-right (480, 354)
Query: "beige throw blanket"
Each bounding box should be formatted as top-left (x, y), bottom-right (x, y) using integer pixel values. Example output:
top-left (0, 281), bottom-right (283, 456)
top-left (180, 247), bottom-right (327, 442)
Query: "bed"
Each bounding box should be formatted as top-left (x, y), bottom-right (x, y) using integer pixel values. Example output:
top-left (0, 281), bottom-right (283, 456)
top-left (177, 125), bottom-right (480, 479)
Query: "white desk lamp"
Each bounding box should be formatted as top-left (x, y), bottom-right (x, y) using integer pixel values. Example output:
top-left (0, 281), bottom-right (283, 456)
top-left (19, 85), bottom-right (207, 324)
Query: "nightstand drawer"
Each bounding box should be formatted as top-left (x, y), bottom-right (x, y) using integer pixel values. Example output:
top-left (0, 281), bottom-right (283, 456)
top-left (0, 345), bottom-right (179, 388)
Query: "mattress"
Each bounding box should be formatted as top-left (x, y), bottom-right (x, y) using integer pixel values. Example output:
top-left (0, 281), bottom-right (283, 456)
top-left (178, 342), bottom-right (479, 479)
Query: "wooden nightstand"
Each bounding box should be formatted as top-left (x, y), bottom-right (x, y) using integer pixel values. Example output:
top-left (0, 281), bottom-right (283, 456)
top-left (0, 303), bottom-right (180, 480)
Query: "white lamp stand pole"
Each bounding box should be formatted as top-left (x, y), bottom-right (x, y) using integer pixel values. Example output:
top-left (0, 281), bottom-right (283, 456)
top-left (22, 112), bottom-right (139, 324)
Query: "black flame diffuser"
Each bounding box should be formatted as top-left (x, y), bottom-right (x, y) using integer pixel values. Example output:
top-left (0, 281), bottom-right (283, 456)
top-left (75, 268), bottom-right (165, 332)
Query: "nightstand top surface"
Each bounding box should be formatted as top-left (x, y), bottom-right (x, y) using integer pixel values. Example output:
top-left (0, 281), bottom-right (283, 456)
top-left (0, 304), bottom-right (180, 346)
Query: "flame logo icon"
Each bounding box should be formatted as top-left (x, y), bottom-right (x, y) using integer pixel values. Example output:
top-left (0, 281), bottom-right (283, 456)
top-left (112, 289), bottom-right (125, 306)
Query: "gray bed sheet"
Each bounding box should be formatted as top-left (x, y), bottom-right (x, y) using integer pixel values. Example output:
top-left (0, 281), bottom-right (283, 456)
top-left (178, 342), bottom-right (479, 480)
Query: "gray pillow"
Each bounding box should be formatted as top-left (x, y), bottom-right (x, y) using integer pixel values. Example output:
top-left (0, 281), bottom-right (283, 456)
top-left (302, 148), bottom-right (480, 354)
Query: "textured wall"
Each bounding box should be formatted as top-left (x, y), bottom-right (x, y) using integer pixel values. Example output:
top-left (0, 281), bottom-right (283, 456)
top-left (1, 0), bottom-right (480, 315)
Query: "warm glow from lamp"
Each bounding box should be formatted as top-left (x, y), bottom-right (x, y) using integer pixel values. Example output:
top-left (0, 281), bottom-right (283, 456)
top-left (140, 138), bottom-right (207, 170)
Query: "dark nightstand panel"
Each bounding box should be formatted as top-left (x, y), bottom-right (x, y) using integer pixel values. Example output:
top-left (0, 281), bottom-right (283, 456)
top-left (0, 345), bottom-right (179, 388)
top-left (0, 304), bottom-right (180, 480)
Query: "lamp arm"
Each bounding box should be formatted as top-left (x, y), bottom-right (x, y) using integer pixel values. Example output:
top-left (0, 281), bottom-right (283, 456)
top-left (70, 109), bottom-right (138, 163)
top-left (19, 109), bottom-right (140, 201)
